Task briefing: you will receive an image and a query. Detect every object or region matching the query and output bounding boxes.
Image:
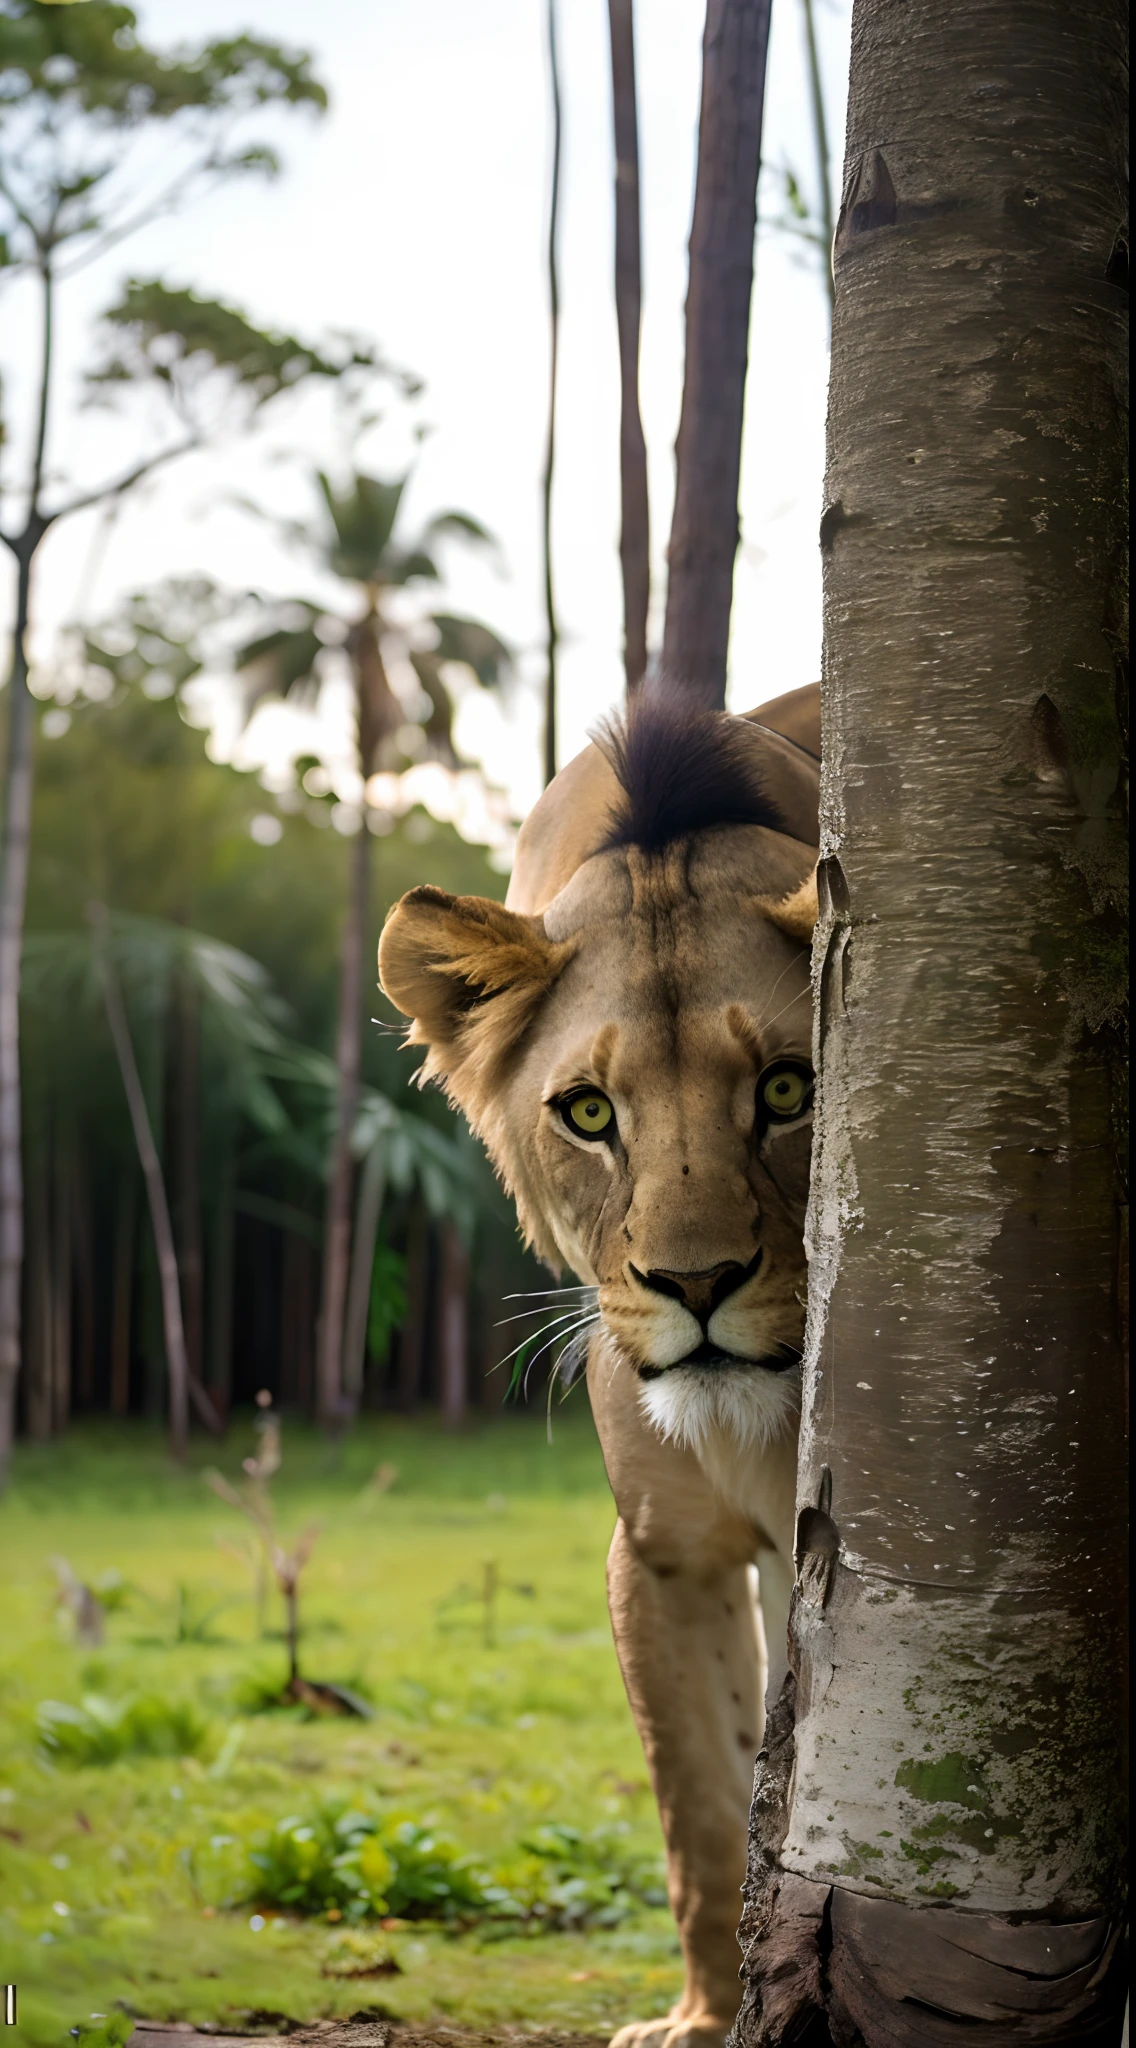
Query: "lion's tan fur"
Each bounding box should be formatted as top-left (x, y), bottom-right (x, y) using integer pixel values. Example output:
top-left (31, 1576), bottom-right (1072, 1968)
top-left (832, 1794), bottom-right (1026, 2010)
top-left (379, 685), bottom-right (820, 2048)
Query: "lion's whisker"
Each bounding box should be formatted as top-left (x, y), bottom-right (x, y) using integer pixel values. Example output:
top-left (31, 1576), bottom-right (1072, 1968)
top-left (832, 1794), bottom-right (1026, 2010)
top-left (522, 1312), bottom-right (602, 1401)
top-left (495, 1288), bottom-right (598, 1328)
top-left (501, 1286), bottom-right (596, 1301)
top-left (493, 1307), bottom-right (599, 1371)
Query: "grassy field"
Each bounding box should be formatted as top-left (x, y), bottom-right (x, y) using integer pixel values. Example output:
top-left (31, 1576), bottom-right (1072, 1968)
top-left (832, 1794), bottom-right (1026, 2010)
top-left (0, 1409), bottom-right (682, 2046)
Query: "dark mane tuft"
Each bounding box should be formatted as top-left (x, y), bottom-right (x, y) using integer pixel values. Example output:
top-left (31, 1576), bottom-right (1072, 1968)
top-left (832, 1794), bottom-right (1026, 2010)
top-left (593, 689), bottom-right (787, 853)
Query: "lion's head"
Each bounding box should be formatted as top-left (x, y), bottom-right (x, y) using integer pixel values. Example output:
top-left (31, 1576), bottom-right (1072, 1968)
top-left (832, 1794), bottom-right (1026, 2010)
top-left (379, 692), bottom-right (819, 1455)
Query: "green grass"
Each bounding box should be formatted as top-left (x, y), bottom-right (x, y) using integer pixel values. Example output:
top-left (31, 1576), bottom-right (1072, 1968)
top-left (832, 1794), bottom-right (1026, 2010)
top-left (0, 1410), bottom-right (681, 2044)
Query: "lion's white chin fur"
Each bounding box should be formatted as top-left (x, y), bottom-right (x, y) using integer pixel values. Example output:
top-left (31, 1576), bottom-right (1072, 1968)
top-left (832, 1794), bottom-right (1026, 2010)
top-left (638, 1359), bottom-right (800, 1458)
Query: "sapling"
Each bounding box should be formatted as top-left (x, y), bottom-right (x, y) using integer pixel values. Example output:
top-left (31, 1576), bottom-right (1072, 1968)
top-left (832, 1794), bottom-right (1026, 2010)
top-left (205, 1393), bottom-right (368, 1715)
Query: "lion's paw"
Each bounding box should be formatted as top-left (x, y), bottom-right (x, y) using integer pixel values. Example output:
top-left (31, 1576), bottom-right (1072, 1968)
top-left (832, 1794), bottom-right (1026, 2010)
top-left (608, 2019), bottom-right (730, 2048)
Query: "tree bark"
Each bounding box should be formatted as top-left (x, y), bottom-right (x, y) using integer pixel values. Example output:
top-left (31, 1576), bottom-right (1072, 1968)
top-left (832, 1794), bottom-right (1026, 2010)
top-left (608, 0), bottom-right (650, 694)
top-left (734, 4), bottom-right (1129, 2044)
top-left (661, 0), bottom-right (772, 710)
top-left (315, 819), bottom-right (369, 1426)
top-left (438, 1221), bottom-right (469, 1430)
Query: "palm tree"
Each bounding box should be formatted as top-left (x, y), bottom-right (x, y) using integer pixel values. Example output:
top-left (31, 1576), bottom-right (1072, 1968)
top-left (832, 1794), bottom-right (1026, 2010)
top-left (235, 468), bottom-right (509, 1427)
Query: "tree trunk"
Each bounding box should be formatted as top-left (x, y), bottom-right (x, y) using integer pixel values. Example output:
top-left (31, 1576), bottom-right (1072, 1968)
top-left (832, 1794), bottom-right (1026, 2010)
top-left (315, 819), bottom-right (369, 1426)
top-left (661, 0), bottom-right (772, 710)
top-left (342, 1143), bottom-right (385, 1412)
top-left (0, 257), bottom-right (53, 1488)
top-left (608, 0), bottom-right (650, 693)
top-left (438, 1221), bottom-right (469, 1430)
top-left (800, 0), bottom-right (835, 323)
top-left (110, 1171), bottom-right (136, 1417)
top-left (0, 545), bottom-right (36, 1482)
top-left (541, 0), bottom-right (563, 784)
top-left (735, 4), bottom-right (1129, 2043)
top-left (98, 938), bottom-right (191, 1460)
top-left (175, 971), bottom-right (204, 1389)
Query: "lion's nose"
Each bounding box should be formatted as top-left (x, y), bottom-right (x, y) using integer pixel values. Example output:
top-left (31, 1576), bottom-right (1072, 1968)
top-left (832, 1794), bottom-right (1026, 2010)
top-left (631, 1251), bottom-right (762, 1327)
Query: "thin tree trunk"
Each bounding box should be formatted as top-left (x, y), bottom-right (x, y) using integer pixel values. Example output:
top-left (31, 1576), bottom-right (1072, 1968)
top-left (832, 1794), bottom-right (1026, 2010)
top-left (541, 0), bottom-right (563, 785)
top-left (0, 545), bottom-right (36, 1481)
top-left (342, 1144), bottom-right (385, 1412)
top-left (608, 0), bottom-right (650, 694)
top-left (315, 819), bottom-right (369, 1426)
top-left (800, 0), bottom-right (835, 322)
top-left (438, 1221), bottom-right (469, 1430)
top-left (96, 933), bottom-right (222, 1457)
top-left (175, 971), bottom-right (204, 1389)
top-left (661, 0), bottom-right (772, 710)
top-left (0, 258), bottom-right (54, 1488)
top-left (735, 3), bottom-right (1129, 2041)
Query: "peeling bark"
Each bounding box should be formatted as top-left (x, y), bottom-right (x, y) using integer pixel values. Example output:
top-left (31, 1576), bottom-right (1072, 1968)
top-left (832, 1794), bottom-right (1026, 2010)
top-left (734, 1), bottom-right (1128, 2041)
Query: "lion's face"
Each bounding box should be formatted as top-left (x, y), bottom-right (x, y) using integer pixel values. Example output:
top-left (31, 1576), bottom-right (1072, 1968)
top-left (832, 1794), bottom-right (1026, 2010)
top-left (379, 821), bottom-right (815, 1448)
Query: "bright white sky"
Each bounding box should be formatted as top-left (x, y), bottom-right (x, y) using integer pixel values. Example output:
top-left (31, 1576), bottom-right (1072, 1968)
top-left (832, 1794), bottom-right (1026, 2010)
top-left (2, 0), bottom-right (852, 827)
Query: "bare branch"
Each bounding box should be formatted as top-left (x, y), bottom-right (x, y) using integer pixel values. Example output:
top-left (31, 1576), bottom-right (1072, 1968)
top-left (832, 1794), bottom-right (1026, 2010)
top-left (49, 433), bottom-right (201, 525)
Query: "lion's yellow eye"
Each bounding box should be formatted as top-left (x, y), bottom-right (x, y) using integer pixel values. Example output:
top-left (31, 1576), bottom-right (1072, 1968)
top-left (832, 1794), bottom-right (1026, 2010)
top-left (565, 1091), bottom-right (614, 1138)
top-left (760, 1065), bottom-right (811, 1119)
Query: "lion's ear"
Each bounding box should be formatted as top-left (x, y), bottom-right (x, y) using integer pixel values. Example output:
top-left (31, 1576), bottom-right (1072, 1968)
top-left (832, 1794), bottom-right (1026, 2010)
top-left (379, 885), bottom-right (572, 1103)
top-left (759, 864), bottom-right (818, 943)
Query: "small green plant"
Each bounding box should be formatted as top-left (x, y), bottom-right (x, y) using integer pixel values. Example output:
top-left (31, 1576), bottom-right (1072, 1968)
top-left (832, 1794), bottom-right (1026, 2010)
top-left (37, 1692), bottom-right (210, 1766)
top-left (65, 2016), bottom-right (132, 2047)
top-left (238, 1799), bottom-right (666, 1933)
top-left (322, 1926), bottom-right (403, 1978)
top-left (245, 1798), bottom-right (494, 1923)
top-left (513, 1821), bottom-right (667, 1929)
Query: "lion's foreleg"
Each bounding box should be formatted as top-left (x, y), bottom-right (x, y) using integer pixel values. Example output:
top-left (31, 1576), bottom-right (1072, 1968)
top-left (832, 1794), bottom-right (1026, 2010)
top-left (607, 1515), bottom-right (761, 2031)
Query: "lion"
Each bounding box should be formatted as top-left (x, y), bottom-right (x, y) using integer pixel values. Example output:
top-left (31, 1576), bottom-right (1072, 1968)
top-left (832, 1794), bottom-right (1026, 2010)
top-left (378, 682), bottom-right (819, 2047)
